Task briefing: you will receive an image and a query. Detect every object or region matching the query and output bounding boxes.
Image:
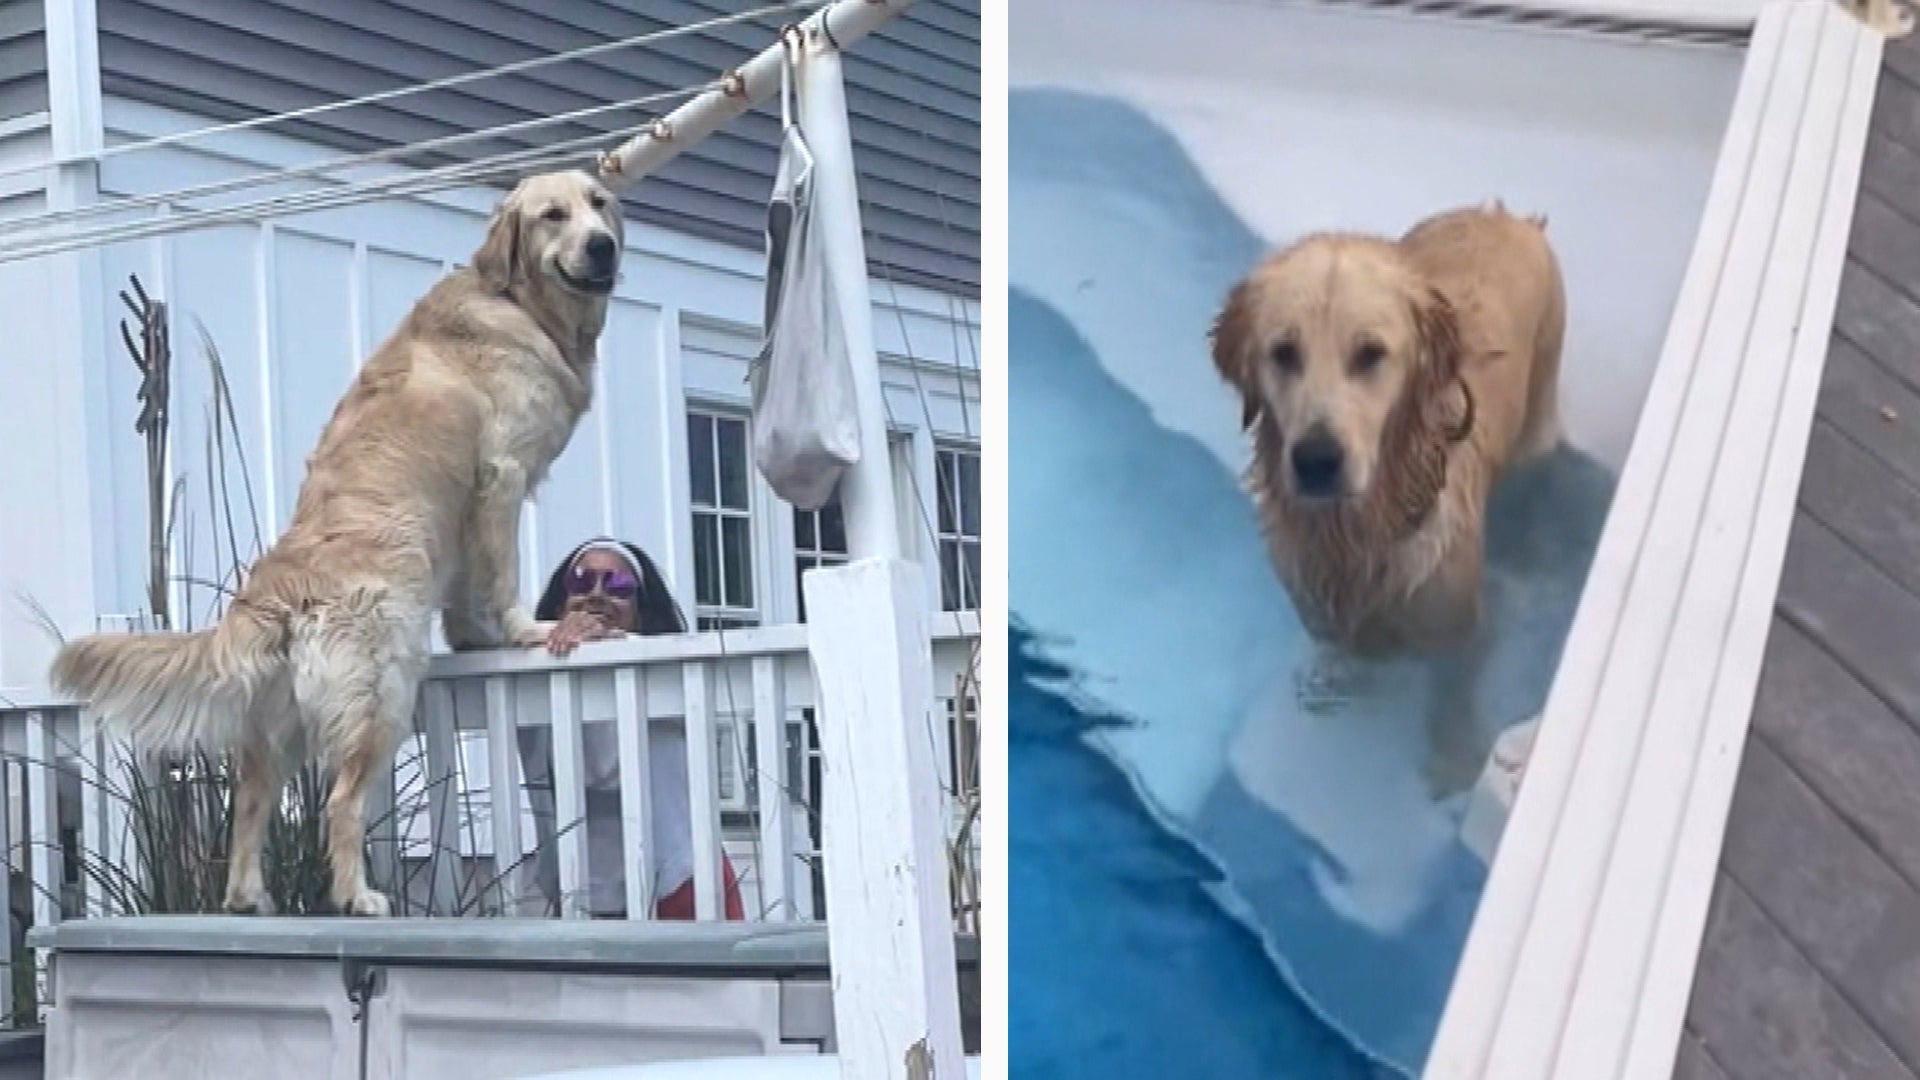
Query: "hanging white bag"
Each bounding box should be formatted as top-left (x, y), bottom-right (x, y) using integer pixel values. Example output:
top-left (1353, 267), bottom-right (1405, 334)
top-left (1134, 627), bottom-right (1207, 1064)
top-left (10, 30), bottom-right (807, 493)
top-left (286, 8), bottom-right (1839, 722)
top-left (749, 35), bottom-right (862, 512)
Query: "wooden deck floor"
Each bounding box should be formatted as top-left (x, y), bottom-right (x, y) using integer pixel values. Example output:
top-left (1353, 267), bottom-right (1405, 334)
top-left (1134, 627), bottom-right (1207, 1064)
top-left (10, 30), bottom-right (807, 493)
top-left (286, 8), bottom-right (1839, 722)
top-left (1675, 36), bottom-right (1920, 1080)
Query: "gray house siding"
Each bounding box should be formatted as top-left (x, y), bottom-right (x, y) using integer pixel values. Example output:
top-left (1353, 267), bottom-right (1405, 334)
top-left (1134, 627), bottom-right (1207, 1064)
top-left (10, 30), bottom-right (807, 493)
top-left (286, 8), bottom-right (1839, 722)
top-left (95, 0), bottom-right (980, 295)
top-left (0, 0), bottom-right (47, 123)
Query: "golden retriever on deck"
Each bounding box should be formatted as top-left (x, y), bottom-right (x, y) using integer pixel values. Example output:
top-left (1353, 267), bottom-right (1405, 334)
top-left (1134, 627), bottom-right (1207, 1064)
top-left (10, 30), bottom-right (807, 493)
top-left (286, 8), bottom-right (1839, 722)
top-left (49, 170), bottom-right (624, 916)
top-left (1211, 204), bottom-right (1565, 788)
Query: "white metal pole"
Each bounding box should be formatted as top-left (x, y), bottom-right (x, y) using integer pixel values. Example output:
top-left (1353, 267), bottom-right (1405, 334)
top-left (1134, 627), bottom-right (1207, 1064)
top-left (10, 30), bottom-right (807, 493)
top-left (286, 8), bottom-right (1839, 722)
top-left (791, 14), bottom-right (964, 1080)
top-left (795, 33), bottom-right (899, 561)
top-left (597, 0), bottom-right (920, 191)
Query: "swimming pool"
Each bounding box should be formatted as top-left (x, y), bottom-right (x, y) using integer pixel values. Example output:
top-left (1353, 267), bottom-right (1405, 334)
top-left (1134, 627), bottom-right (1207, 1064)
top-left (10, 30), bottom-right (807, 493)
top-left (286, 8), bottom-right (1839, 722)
top-left (1010, 0), bottom-right (1878, 1075)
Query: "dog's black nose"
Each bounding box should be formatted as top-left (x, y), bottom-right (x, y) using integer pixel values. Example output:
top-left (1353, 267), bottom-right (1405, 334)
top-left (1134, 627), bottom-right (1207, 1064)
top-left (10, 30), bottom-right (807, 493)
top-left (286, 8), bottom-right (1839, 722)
top-left (586, 232), bottom-right (616, 273)
top-left (1290, 431), bottom-right (1345, 496)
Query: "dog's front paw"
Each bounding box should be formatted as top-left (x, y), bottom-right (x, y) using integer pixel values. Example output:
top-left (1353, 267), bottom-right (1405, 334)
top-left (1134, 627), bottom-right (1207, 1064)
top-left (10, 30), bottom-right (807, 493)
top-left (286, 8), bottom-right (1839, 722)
top-left (502, 609), bottom-right (549, 649)
top-left (337, 889), bottom-right (392, 917)
top-left (223, 887), bottom-right (275, 916)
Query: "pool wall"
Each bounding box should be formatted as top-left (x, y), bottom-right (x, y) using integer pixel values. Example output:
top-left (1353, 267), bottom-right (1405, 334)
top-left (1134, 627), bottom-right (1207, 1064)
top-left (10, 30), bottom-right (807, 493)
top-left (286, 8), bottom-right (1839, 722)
top-left (1428, 3), bottom-right (1881, 1078)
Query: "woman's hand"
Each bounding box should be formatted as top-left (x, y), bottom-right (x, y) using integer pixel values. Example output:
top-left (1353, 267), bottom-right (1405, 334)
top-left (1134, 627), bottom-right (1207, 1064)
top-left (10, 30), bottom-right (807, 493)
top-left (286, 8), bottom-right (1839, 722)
top-left (543, 610), bottom-right (627, 657)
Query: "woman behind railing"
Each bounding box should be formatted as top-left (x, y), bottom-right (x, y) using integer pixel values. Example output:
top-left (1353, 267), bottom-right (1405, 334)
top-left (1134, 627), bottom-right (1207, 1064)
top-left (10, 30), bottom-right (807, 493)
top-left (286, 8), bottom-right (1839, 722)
top-left (516, 537), bottom-right (746, 920)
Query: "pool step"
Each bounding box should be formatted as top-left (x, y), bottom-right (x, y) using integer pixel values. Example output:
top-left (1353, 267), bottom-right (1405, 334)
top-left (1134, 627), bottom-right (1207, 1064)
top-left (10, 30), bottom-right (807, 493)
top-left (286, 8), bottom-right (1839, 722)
top-left (1461, 718), bottom-right (1541, 865)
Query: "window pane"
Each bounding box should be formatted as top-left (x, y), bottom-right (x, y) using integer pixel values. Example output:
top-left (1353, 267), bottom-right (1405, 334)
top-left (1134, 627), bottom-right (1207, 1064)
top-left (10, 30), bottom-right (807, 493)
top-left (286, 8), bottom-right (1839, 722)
top-left (820, 496), bottom-right (847, 554)
top-left (937, 452), bottom-right (956, 534)
top-left (722, 514), bottom-right (754, 609)
top-left (939, 539), bottom-right (961, 613)
top-left (962, 540), bottom-right (981, 610)
top-left (794, 508), bottom-right (816, 551)
top-left (689, 414), bottom-right (715, 508)
top-left (693, 514), bottom-right (721, 606)
top-left (959, 452), bottom-right (980, 538)
top-left (718, 417), bottom-right (749, 510)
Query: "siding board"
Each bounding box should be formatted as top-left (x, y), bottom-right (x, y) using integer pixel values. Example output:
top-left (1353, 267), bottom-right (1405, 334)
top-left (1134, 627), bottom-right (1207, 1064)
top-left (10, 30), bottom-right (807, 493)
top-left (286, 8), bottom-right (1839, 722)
top-left (95, 0), bottom-right (979, 294)
top-left (0, 0), bottom-right (46, 123)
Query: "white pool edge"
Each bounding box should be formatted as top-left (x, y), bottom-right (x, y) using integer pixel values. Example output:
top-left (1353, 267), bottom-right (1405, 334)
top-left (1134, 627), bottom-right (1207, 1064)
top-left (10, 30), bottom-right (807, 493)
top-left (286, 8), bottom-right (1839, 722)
top-left (1427, 3), bottom-right (1882, 1078)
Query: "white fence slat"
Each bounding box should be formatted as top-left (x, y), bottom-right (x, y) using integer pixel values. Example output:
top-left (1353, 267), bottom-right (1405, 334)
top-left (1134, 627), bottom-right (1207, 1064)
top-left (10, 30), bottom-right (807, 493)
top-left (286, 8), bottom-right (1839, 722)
top-left (751, 656), bottom-right (791, 922)
top-left (421, 682), bottom-right (462, 914)
top-left (614, 666), bottom-right (652, 920)
top-left (482, 676), bottom-right (524, 906)
top-left (24, 712), bottom-right (57, 931)
top-left (366, 721), bottom-right (399, 896)
top-left (100, 732), bottom-right (131, 902)
top-left (683, 661), bottom-right (722, 921)
top-left (77, 709), bottom-right (106, 917)
top-left (0, 749), bottom-right (13, 1023)
top-left (548, 671), bottom-right (588, 918)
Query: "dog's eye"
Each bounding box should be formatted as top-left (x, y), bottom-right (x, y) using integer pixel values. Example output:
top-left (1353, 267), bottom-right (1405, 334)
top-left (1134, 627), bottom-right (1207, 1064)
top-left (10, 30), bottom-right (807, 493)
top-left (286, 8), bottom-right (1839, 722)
top-left (1269, 342), bottom-right (1301, 374)
top-left (588, 192), bottom-right (608, 211)
top-left (1351, 342), bottom-right (1386, 375)
top-left (542, 206), bottom-right (569, 223)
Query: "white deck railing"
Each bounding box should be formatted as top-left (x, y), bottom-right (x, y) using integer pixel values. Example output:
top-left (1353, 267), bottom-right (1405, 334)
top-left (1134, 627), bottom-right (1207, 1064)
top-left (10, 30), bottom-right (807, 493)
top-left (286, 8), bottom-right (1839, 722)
top-left (0, 616), bottom-right (979, 1006)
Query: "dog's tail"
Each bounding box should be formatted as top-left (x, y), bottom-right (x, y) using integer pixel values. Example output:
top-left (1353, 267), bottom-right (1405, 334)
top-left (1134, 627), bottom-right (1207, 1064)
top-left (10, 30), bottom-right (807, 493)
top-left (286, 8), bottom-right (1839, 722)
top-left (50, 602), bottom-right (285, 754)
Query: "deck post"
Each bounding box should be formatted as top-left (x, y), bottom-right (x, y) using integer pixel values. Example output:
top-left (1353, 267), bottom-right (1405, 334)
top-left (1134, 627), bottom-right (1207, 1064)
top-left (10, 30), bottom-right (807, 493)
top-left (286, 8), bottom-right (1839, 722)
top-left (795, 22), bottom-right (965, 1080)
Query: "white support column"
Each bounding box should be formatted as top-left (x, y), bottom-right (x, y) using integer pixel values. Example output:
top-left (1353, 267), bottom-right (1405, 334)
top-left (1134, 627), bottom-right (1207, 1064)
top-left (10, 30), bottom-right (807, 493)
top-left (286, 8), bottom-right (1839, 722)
top-left (797, 38), bottom-right (897, 562)
top-left (599, 3), bottom-right (954, 1071)
top-left (804, 561), bottom-right (963, 1080)
top-left (796, 26), bottom-right (963, 1080)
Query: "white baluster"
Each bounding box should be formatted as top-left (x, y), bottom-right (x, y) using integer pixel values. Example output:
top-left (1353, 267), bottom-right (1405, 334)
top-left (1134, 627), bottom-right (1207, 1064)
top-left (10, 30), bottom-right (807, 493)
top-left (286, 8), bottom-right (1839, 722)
top-left (421, 682), bottom-right (462, 914)
top-left (24, 711), bottom-right (58, 931)
top-left (548, 671), bottom-right (587, 918)
top-left (613, 666), bottom-right (652, 921)
top-left (482, 676), bottom-right (524, 909)
top-left (74, 711), bottom-right (107, 910)
top-left (751, 656), bottom-right (790, 922)
top-left (0, 735), bottom-right (14, 1022)
top-left (683, 661), bottom-right (722, 921)
top-left (364, 713), bottom-right (399, 896)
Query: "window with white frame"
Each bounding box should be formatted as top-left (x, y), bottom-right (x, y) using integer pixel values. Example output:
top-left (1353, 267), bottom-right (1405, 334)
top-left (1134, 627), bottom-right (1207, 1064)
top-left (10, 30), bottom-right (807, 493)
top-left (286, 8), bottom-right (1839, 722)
top-left (792, 488), bottom-right (847, 624)
top-left (688, 410), bottom-right (758, 629)
top-left (794, 434), bottom-right (914, 622)
top-left (936, 444), bottom-right (981, 612)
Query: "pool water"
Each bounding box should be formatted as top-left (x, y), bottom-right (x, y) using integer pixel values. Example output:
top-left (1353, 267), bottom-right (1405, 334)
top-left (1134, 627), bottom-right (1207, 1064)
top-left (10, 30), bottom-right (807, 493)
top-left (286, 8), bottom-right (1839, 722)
top-left (1009, 86), bottom-right (1618, 1076)
top-left (1010, 623), bottom-right (1393, 1080)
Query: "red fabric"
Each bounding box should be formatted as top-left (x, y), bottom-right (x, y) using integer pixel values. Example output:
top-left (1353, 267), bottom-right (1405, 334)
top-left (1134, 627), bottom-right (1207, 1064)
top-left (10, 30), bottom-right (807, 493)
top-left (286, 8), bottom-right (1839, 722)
top-left (654, 854), bottom-right (746, 921)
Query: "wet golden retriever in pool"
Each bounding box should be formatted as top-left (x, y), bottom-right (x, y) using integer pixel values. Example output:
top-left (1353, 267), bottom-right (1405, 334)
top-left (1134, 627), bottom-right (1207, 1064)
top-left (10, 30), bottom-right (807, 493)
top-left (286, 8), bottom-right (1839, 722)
top-left (49, 170), bottom-right (624, 916)
top-left (1210, 203), bottom-right (1564, 789)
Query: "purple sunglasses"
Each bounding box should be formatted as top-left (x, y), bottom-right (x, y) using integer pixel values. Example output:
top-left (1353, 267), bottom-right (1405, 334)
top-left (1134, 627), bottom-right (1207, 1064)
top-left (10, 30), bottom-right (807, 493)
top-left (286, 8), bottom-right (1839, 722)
top-left (564, 565), bottom-right (641, 600)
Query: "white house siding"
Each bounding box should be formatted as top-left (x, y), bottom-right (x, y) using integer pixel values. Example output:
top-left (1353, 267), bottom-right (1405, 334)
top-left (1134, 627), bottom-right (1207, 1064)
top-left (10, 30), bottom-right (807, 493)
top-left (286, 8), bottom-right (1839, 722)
top-left (0, 97), bottom-right (979, 692)
top-left (0, 110), bottom-right (104, 699)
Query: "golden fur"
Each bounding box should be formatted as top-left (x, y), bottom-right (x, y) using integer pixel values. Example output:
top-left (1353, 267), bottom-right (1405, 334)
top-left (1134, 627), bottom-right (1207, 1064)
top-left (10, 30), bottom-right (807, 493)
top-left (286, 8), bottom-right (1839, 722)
top-left (49, 170), bottom-right (626, 916)
top-left (1838, 0), bottom-right (1913, 36)
top-left (1210, 203), bottom-right (1565, 654)
top-left (1211, 203), bottom-right (1565, 794)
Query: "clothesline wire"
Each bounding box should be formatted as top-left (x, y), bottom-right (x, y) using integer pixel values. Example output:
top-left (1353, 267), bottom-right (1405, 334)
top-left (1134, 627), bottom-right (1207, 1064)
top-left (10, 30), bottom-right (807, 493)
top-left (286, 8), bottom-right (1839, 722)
top-left (0, 86), bottom-right (703, 244)
top-left (0, 127), bottom-right (636, 265)
top-left (0, 1), bottom-right (809, 189)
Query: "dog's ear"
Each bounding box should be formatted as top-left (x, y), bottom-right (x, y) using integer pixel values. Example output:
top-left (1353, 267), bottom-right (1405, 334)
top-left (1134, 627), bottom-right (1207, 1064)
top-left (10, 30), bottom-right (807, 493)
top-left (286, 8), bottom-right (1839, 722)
top-left (1413, 286), bottom-right (1463, 389)
top-left (473, 200), bottom-right (523, 292)
top-left (1411, 286), bottom-right (1472, 437)
top-left (1210, 280), bottom-right (1261, 430)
